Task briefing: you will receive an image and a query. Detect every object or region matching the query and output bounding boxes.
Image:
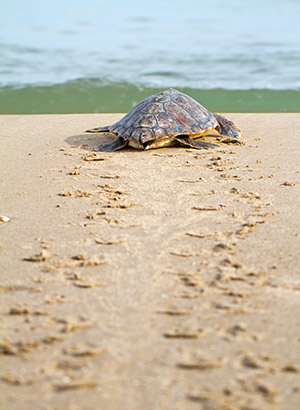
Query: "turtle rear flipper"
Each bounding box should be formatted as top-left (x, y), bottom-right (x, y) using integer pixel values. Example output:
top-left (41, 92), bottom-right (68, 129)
top-left (96, 137), bottom-right (128, 152)
top-left (86, 126), bottom-right (111, 133)
top-left (176, 136), bottom-right (218, 149)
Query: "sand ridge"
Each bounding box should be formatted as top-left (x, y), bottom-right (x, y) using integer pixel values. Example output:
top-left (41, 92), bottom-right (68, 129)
top-left (0, 114), bottom-right (300, 409)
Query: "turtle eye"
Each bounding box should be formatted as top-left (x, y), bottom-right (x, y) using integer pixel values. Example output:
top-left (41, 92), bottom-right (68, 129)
top-left (233, 127), bottom-right (242, 139)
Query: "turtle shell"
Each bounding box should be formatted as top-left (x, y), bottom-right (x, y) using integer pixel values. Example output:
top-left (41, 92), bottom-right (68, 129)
top-left (108, 89), bottom-right (217, 144)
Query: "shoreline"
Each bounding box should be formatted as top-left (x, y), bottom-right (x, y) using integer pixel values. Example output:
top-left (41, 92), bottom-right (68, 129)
top-left (1, 113), bottom-right (300, 409)
top-left (1, 86), bottom-right (300, 114)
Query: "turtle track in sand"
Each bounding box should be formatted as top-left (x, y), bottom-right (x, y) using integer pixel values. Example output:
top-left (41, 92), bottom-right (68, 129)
top-left (0, 113), bottom-right (299, 410)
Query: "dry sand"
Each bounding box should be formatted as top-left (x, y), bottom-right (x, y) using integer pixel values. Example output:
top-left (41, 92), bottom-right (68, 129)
top-left (0, 113), bottom-right (300, 410)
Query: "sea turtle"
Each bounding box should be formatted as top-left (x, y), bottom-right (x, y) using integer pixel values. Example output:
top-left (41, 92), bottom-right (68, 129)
top-left (86, 89), bottom-right (241, 151)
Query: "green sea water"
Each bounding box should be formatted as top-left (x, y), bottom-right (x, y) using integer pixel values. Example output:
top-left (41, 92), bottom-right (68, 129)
top-left (1, 0), bottom-right (300, 114)
top-left (1, 81), bottom-right (299, 114)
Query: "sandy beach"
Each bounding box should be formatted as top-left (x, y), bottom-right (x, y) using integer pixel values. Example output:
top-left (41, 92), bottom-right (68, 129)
top-left (0, 113), bottom-right (300, 410)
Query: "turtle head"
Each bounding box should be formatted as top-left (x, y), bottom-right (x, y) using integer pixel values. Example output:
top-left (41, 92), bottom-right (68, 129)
top-left (214, 113), bottom-right (241, 140)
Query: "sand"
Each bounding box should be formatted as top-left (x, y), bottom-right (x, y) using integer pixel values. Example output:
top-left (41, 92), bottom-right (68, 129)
top-left (0, 113), bottom-right (300, 410)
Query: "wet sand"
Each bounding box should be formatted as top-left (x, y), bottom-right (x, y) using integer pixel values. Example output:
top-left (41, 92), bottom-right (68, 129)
top-left (0, 113), bottom-right (300, 410)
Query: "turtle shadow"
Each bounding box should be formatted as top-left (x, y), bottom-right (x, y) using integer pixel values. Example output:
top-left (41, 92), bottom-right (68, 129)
top-left (65, 133), bottom-right (230, 153)
top-left (65, 133), bottom-right (116, 152)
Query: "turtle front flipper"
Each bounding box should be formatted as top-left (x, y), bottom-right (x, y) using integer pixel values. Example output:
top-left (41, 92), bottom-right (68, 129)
top-left (213, 113), bottom-right (241, 141)
top-left (176, 136), bottom-right (218, 149)
top-left (86, 126), bottom-right (111, 133)
top-left (96, 137), bottom-right (128, 152)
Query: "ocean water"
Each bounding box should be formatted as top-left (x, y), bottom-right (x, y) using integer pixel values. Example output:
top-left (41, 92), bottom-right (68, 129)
top-left (1, 0), bottom-right (300, 113)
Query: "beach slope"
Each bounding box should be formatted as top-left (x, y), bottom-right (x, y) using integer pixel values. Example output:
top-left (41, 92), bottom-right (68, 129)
top-left (0, 114), bottom-right (300, 409)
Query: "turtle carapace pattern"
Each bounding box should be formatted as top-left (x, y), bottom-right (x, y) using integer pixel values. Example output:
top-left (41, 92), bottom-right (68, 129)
top-left (86, 89), bottom-right (241, 151)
